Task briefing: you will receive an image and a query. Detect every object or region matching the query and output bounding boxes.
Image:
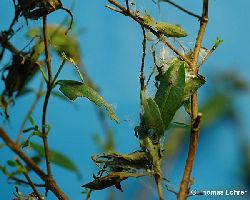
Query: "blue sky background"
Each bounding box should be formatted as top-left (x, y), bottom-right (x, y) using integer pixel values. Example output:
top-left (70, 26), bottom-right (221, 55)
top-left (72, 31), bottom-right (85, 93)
top-left (0, 0), bottom-right (250, 199)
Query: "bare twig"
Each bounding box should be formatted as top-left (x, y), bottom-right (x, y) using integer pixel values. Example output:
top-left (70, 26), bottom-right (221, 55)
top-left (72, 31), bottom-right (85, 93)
top-left (9, 177), bottom-right (45, 187)
top-left (0, 128), bottom-right (68, 199)
top-left (154, 174), bottom-right (164, 200)
top-left (158, 0), bottom-right (201, 20)
top-left (16, 79), bottom-right (44, 144)
top-left (177, 0), bottom-right (209, 198)
top-left (107, 0), bottom-right (191, 65)
top-left (42, 15), bottom-right (53, 180)
top-left (15, 158), bottom-right (43, 200)
top-left (140, 26), bottom-right (146, 92)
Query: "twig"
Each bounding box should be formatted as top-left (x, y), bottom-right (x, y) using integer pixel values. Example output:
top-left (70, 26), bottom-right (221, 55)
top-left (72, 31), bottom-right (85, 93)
top-left (15, 158), bottom-right (43, 200)
top-left (9, 177), bottom-right (45, 187)
top-left (177, 0), bottom-right (209, 199)
top-left (154, 174), bottom-right (164, 200)
top-left (140, 26), bottom-right (146, 92)
top-left (107, 0), bottom-right (191, 65)
top-left (16, 79), bottom-right (44, 144)
top-left (42, 15), bottom-right (53, 180)
top-left (198, 45), bottom-right (217, 68)
top-left (0, 128), bottom-right (68, 199)
top-left (158, 0), bottom-right (201, 20)
top-left (125, 0), bottom-right (130, 13)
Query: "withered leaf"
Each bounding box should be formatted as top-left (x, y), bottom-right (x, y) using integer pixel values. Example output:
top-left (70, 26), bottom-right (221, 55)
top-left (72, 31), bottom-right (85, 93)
top-left (82, 172), bottom-right (147, 191)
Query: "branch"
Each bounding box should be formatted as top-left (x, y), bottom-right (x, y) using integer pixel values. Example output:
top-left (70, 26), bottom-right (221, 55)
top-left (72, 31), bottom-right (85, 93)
top-left (15, 158), bottom-right (43, 200)
top-left (140, 26), bottom-right (146, 92)
top-left (178, 1), bottom-right (209, 199)
top-left (154, 174), bottom-right (164, 200)
top-left (42, 15), bottom-right (53, 179)
top-left (158, 0), bottom-right (201, 20)
top-left (0, 128), bottom-right (68, 199)
top-left (16, 79), bottom-right (44, 144)
top-left (107, 0), bottom-right (191, 65)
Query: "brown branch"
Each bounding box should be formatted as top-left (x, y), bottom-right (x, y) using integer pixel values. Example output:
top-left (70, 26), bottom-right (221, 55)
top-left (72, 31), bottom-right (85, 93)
top-left (178, 1), bottom-right (209, 199)
top-left (158, 0), bottom-right (201, 20)
top-left (42, 15), bottom-right (53, 179)
top-left (107, 0), bottom-right (191, 66)
top-left (15, 158), bottom-right (43, 200)
top-left (9, 177), bottom-right (45, 187)
top-left (154, 174), bottom-right (164, 200)
top-left (140, 26), bottom-right (146, 92)
top-left (16, 79), bottom-right (44, 144)
top-left (0, 128), bottom-right (68, 199)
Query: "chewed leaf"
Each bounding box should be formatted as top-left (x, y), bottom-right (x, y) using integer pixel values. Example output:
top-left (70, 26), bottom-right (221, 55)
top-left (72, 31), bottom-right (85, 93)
top-left (82, 172), bottom-right (147, 191)
top-left (141, 94), bottom-right (165, 137)
top-left (30, 142), bottom-right (81, 177)
top-left (183, 75), bottom-right (206, 101)
top-left (155, 61), bottom-right (185, 128)
top-left (56, 80), bottom-right (120, 123)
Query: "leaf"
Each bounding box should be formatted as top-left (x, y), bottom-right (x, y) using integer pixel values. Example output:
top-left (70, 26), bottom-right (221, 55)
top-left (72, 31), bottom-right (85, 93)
top-left (167, 122), bottom-right (190, 130)
top-left (141, 14), bottom-right (187, 37)
top-left (183, 75), bottom-right (206, 101)
top-left (155, 61), bottom-right (185, 128)
top-left (213, 36), bottom-right (223, 50)
top-left (30, 142), bottom-right (81, 177)
top-left (92, 151), bottom-right (151, 171)
top-left (82, 172), bottom-right (147, 191)
top-left (27, 25), bottom-right (80, 65)
top-left (141, 94), bottom-right (165, 137)
top-left (56, 80), bottom-right (120, 123)
top-left (7, 160), bottom-right (18, 167)
top-left (155, 23), bottom-right (188, 37)
top-left (201, 93), bottom-right (231, 127)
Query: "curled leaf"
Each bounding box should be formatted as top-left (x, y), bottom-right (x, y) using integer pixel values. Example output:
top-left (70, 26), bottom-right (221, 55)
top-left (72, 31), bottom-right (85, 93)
top-left (56, 80), bottom-right (120, 123)
top-left (141, 94), bottom-right (165, 137)
top-left (92, 151), bottom-right (151, 171)
top-left (183, 75), bottom-right (206, 101)
top-left (82, 172), bottom-right (147, 191)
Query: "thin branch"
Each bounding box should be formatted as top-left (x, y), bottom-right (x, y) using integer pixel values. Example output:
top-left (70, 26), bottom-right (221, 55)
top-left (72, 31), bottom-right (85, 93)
top-left (0, 128), bottom-right (68, 199)
top-left (198, 46), bottom-right (216, 68)
top-left (15, 158), bottom-right (43, 200)
top-left (177, 0), bottom-right (209, 199)
top-left (125, 0), bottom-right (130, 13)
top-left (16, 79), bottom-right (44, 144)
top-left (42, 15), bottom-right (53, 179)
top-left (154, 174), bottom-right (164, 200)
top-left (140, 26), bottom-right (146, 92)
top-left (107, 0), bottom-right (191, 65)
top-left (158, 0), bottom-right (201, 20)
top-left (9, 177), bottom-right (45, 187)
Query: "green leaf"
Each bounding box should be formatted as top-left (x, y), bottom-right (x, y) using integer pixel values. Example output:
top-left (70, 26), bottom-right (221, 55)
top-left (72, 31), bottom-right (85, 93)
top-left (201, 93), bottom-right (231, 127)
top-left (167, 122), bottom-right (190, 130)
top-left (30, 142), bottom-right (81, 177)
top-left (183, 75), bottom-right (206, 101)
top-left (27, 25), bottom-right (80, 65)
top-left (7, 160), bottom-right (18, 167)
top-left (155, 23), bottom-right (188, 37)
top-left (155, 61), bottom-right (185, 128)
top-left (213, 37), bottom-right (223, 50)
top-left (56, 80), bottom-right (120, 123)
top-left (141, 14), bottom-right (187, 37)
top-left (141, 94), bottom-right (165, 136)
